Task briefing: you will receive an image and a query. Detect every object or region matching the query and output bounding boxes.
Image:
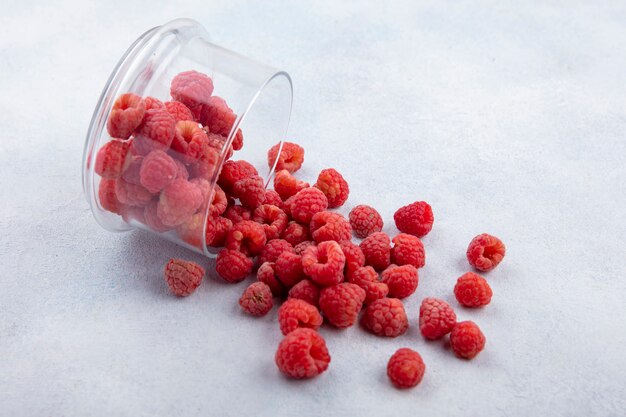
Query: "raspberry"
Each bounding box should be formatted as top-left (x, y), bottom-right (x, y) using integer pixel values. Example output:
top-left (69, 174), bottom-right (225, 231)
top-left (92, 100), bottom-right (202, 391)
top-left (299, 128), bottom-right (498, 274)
top-left (257, 262), bottom-right (286, 296)
top-left (382, 264), bottom-right (419, 299)
top-left (361, 298), bottom-right (408, 337)
top-left (233, 175), bottom-right (266, 209)
top-left (263, 189), bottom-right (283, 209)
top-left (139, 150), bottom-right (178, 193)
top-left (107, 93), bottom-right (146, 139)
top-left (223, 205), bottom-right (252, 224)
top-left (121, 155), bottom-right (143, 185)
top-left (288, 279), bottom-right (321, 308)
top-left (309, 211), bottom-right (352, 243)
top-left (293, 240), bottom-right (315, 255)
top-left (275, 251), bottom-right (305, 288)
top-left (387, 348), bottom-right (425, 389)
top-left (252, 204), bottom-right (291, 239)
top-left (393, 201), bottom-right (434, 238)
top-left (273, 169), bottom-right (309, 200)
top-left (164, 258), bottom-right (204, 297)
top-left (195, 96), bottom-right (243, 150)
top-left (170, 70), bottom-right (214, 109)
top-left (225, 220), bottom-right (267, 256)
top-left (217, 160), bottom-right (258, 194)
top-left (275, 328), bottom-right (330, 379)
top-left (171, 120), bottom-right (210, 164)
top-left (176, 213), bottom-right (205, 248)
top-left (205, 215), bottom-right (232, 247)
top-left (319, 283), bottom-right (365, 328)
top-left (315, 168), bottom-right (349, 208)
top-left (143, 96), bottom-right (164, 110)
top-left (391, 233), bottom-right (425, 269)
top-left (349, 266), bottom-right (388, 304)
top-left (95, 139), bottom-right (131, 179)
top-left (156, 179), bottom-right (203, 227)
top-left (143, 200), bottom-right (173, 233)
top-left (450, 321), bottom-right (486, 359)
top-left (267, 141), bottom-right (305, 173)
top-left (215, 249), bottom-right (253, 283)
top-left (98, 179), bottom-right (123, 214)
top-left (453, 272), bottom-right (492, 307)
top-left (239, 282), bottom-right (273, 317)
top-left (419, 297), bottom-right (457, 340)
top-left (349, 205), bottom-right (383, 238)
top-left (164, 100), bottom-right (194, 122)
top-left (133, 108), bottom-right (177, 155)
top-left (360, 232), bottom-right (391, 271)
top-left (278, 299), bottom-right (323, 335)
top-left (337, 240), bottom-right (365, 279)
top-left (302, 241), bottom-right (346, 287)
top-left (258, 239), bottom-right (294, 265)
top-left (281, 221), bottom-right (311, 246)
top-left (466, 233), bottom-right (506, 272)
top-left (115, 178), bottom-right (152, 207)
top-left (204, 183), bottom-right (228, 217)
top-left (289, 187), bottom-right (328, 224)
top-left (187, 150), bottom-right (220, 181)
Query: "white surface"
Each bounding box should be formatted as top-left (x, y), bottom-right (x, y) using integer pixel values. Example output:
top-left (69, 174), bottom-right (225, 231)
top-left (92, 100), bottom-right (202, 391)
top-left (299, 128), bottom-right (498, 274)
top-left (1, 1), bottom-right (625, 416)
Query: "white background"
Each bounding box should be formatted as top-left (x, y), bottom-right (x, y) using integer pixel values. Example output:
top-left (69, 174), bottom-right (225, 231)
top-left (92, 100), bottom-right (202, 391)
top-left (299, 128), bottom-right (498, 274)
top-left (1, 1), bottom-right (625, 416)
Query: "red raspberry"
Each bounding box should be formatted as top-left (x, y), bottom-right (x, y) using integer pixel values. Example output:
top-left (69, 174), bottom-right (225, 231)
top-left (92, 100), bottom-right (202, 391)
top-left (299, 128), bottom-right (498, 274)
top-left (143, 96), bottom-right (164, 110)
top-left (302, 241), bottom-right (346, 287)
top-left (187, 150), bottom-right (220, 181)
top-left (288, 279), bottom-right (320, 308)
top-left (275, 328), bottom-right (330, 379)
top-left (225, 220), bottom-right (267, 256)
top-left (349, 204), bottom-right (383, 238)
top-left (278, 299), bottom-right (323, 335)
top-left (273, 169), bottom-right (309, 200)
top-left (274, 251), bottom-right (305, 288)
top-left (361, 298), bottom-right (408, 337)
top-left (239, 282), bottom-right (273, 317)
top-left (315, 168), bottom-right (349, 208)
top-left (217, 160), bottom-right (258, 194)
top-left (454, 272), bottom-right (492, 307)
top-left (258, 239), bottom-right (294, 265)
top-left (349, 266), bottom-right (388, 304)
top-left (171, 120), bottom-right (210, 164)
top-left (393, 201), bottom-right (434, 238)
top-left (337, 240), bottom-right (365, 279)
top-left (133, 108), bottom-right (177, 155)
top-left (387, 348), bottom-right (426, 389)
top-left (257, 262), bottom-right (286, 296)
top-left (215, 249), bottom-right (253, 283)
top-left (360, 232), bottom-right (391, 271)
top-left (223, 204), bottom-right (252, 224)
top-left (263, 189), bottom-right (283, 209)
top-left (382, 264), bottom-right (419, 299)
top-left (309, 211), bottom-right (352, 243)
top-left (466, 233), bottom-right (506, 272)
top-left (98, 179), bottom-right (123, 214)
top-left (289, 187), bottom-right (328, 224)
top-left (143, 200), bottom-right (173, 233)
top-left (115, 178), bottom-right (152, 207)
top-left (253, 204), bottom-right (287, 240)
top-left (319, 283), bottom-right (365, 328)
top-left (450, 321), bottom-right (486, 359)
top-left (164, 100), bottom-right (194, 122)
top-left (281, 221), bottom-right (311, 246)
top-left (156, 179), bottom-right (203, 227)
top-left (170, 70), bottom-right (214, 109)
top-left (419, 298), bottom-right (456, 340)
top-left (139, 150), bottom-right (177, 193)
top-left (107, 93), bottom-right (146, 139)
top-left (195, 96), bottom-right (243, 150)
top-left (293, 240), bottom-right (315, 255)
top-left (205, 215), bottom-right (232, 247)
top-left (164, 258), bottom-right (204, 297)
top-left (391, 233), bottom-right (425, 269)
top-left (202, 183), bottom-right (227, 217)
top-left (282, 195), bottom-right (295, 218)
top-left (95, 139), bottom-right (131, 179)
top-left (267, 141), bottom-right (305, 173)
top-left (176, 213), bottom-right (205, 248)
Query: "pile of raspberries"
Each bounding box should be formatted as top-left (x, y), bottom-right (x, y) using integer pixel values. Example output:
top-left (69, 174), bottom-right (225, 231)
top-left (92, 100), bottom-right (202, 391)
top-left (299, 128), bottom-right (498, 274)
top-left (95, 70), bottom-right (507, 389)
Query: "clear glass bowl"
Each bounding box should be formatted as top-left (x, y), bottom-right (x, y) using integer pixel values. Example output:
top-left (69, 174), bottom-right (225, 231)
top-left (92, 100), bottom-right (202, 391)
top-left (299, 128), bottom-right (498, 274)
top-left (82, 18), bottom-right (292, 257)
